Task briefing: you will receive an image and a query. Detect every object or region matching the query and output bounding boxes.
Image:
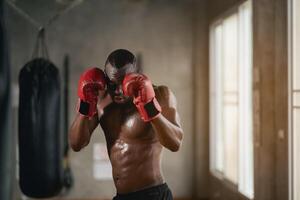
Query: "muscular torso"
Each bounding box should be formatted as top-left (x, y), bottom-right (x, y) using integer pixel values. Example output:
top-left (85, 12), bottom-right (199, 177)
top-left (99, 90), bottom-right (164, 194)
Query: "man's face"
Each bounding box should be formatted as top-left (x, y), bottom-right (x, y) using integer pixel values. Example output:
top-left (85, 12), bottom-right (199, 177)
top-left (104, 63), bottom-right (136, 104)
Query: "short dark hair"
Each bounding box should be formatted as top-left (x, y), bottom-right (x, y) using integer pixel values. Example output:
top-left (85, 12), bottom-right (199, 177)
top-left (105, 49), bottom-right (136, 69)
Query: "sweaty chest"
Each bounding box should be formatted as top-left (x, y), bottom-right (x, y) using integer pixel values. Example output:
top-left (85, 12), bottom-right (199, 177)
top-left (100, 104), bottom-right (154, 144)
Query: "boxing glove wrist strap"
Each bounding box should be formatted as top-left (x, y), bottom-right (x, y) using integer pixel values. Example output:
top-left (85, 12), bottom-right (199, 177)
top-left (78, 99), bottom-right (90, 116)
top-left (136, 98), bottom-right (161, 122)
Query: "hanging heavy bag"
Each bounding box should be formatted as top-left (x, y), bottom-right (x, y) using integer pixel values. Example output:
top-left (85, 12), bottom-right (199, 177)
top-left (18, 28), bottom-right (63, 198)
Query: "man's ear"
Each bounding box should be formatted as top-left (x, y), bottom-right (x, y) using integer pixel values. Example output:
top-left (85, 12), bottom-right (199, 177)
top-left (103, 69), bottom-right (110, 83)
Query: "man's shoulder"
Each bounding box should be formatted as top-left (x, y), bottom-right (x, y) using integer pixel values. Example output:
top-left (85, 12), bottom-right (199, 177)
top-left (154, 85), bottom-right (169, 96)
top-left (154, 85), bottom-right (176, 108)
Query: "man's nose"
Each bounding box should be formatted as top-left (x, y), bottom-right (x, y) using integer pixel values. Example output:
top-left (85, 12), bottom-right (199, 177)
top-left (115, 85), bottom-right (123, 95)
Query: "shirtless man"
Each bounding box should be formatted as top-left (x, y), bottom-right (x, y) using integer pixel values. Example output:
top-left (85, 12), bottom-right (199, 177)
top-left (69, 49), bottom-right (183, 200)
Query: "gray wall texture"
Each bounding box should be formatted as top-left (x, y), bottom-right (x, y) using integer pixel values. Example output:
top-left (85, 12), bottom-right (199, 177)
top-left (6, 0), bottom-right (196, 198)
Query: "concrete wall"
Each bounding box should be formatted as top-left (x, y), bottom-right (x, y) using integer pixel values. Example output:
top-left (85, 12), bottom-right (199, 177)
top-left (192, 0), bottom-right (209, 199)
top-left (6, 0), bottom-right (195, 199)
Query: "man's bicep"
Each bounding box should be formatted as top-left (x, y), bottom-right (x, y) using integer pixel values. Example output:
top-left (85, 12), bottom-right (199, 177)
top-left (159, 86), bottom-right (182, 127)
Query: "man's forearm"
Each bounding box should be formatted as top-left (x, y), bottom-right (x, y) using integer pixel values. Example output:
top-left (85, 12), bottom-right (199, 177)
top-left (69, 114), bottom-right (92, 151)
top-left (150, 114), bottom-right (183, 152)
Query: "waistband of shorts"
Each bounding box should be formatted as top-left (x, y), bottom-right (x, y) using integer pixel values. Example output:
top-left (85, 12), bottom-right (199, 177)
top-left (116, 183), bottom-right (169, 198)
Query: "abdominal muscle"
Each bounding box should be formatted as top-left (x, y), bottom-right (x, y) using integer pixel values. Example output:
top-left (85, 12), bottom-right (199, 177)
top-left (109, 138), bottom-right (164, 194)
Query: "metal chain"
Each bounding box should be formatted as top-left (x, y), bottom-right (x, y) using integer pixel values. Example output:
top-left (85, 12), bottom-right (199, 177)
top-left (45, 0), bottom-right (84, 27)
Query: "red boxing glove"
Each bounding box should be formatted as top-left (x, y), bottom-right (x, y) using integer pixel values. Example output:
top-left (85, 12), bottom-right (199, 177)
top-left (77, 67), bottom-right (106, 117)
top-left (123, 73), bottom-right (161, 122)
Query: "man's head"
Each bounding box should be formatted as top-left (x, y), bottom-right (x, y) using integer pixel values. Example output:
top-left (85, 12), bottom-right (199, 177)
top-left (104, 49), bottom-right (139, 103)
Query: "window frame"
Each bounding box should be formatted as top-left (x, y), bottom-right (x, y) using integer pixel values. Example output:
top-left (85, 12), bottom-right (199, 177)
top-left (209, 1), bottom-right (254, 199)
top-left (288, 0), bottom-right (300, 199)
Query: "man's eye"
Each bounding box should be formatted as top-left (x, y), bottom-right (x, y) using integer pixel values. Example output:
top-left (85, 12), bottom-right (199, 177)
top-left (108, 83), bottom-right (117, 91)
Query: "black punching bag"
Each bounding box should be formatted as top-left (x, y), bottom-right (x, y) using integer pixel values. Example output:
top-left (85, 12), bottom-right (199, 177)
top-left (0, 0), bottom-right (13, 199)
top-left (18, 57), bottom-right (63, 198)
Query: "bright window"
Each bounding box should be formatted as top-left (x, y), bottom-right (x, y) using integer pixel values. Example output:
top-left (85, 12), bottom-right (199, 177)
top-left (209, 1), bottom-right (254, 199)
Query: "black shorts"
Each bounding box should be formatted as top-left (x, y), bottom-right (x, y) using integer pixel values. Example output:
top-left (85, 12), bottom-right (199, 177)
top-left (112, 183), bottom-right (173, 200)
